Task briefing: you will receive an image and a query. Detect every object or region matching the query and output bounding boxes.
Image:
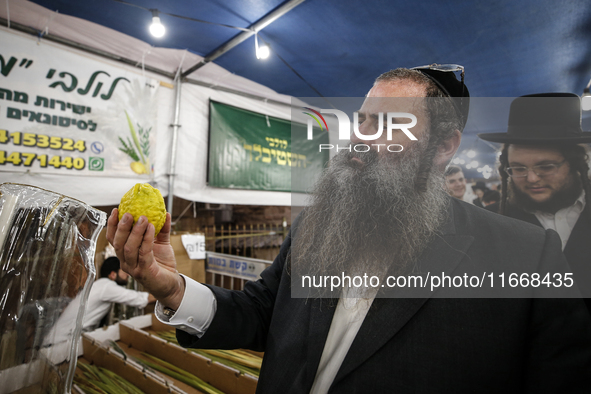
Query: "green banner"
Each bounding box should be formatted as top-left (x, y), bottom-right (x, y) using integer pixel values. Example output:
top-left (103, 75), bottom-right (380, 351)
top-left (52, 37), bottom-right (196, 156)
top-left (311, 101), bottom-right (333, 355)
top-left (208, 101), bottom-right (328, 192)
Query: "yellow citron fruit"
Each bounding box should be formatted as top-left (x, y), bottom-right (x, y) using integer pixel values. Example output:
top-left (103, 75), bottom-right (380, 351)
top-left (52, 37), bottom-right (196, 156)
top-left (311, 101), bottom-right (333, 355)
top-left (118, 183), bottom-right (166, 236)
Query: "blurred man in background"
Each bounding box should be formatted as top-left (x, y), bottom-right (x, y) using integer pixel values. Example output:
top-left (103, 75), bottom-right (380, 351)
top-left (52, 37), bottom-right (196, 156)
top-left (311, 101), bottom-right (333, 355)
top-left (471, 181), bottom-right (489, 207)
top-left (41, 256), bottom-right (155, 363)
top-left (444, 165), bottom-right (466, 200)
top-left (482, 189), bottom-right (501, 211)
top-left (83, 256), bottom-right (156, 331)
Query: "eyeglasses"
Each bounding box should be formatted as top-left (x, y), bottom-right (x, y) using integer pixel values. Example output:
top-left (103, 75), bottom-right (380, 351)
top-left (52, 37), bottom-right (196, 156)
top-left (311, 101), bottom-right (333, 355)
top-left (505, 161), bottom-right (567, 178)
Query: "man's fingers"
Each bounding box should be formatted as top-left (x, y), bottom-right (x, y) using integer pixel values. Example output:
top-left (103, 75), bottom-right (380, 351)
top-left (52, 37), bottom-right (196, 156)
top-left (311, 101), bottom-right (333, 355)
top-left (109, 211), bottom-right (134, 265)
top-left (156, 213), bottom-right (172, 243)
top-left (138, 222), bottom-right (156, 268)
top-left (111, 212), bottom-right (135, 265)
top-left (121, 215), bottom-right (150, 270)
top-left (106, 208), bottom-right (119, 245)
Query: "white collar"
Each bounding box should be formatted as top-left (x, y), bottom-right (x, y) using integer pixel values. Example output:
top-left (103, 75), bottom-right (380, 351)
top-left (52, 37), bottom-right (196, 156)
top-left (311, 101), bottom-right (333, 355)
top-left (533, 190), bottom-right (586, 217)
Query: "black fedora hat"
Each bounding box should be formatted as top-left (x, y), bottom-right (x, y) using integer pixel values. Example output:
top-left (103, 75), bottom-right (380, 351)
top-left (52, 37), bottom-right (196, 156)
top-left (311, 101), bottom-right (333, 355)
top-left (471, 181), bottom-right (488, 192)
top-left (478, 93), bottom-right (591, 144)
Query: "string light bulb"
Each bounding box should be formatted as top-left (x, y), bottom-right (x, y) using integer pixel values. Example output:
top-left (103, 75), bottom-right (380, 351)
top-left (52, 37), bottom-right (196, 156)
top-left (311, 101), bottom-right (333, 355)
top-left (255, 33), bottom-right (270, 60)
top-left (149, 9), bottom-right (166, 38)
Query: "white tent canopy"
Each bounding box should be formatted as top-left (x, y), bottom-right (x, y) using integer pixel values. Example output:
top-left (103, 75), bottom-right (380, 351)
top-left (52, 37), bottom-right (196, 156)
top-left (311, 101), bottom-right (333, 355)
top-left (0, 0), bottom-right (304, 206)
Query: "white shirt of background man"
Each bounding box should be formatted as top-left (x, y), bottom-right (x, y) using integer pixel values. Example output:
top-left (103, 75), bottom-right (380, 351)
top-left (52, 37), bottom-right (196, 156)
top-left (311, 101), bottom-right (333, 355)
top-left (534, 192), bottom-right (586, 250)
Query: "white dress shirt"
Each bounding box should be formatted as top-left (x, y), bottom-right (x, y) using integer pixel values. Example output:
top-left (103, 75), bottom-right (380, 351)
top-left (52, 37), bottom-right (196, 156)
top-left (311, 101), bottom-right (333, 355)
top-left (463, 189), bottom-right (477, 205)
top-left (155, 274), bottom-right (217, 336)
top-left (43, 277), bottom-right (149, 347)
top-left (533, 192), bottom-right (586, 250)
top-left (309, 295), bottom-right (374, 394)
top-left (83, 277), bottom-right (150, 330)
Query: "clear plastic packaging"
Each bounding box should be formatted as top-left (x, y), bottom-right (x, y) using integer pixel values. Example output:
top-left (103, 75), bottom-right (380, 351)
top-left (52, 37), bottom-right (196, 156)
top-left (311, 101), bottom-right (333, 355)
top-left (0, 183), bottom-right (107, 394)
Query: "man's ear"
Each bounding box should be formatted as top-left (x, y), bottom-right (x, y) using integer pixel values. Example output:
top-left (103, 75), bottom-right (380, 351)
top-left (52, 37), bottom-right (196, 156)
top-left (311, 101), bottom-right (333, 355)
top-left (108, 271), bottom-right (117, 281)
top-left (435, 129), bottom-right (462, 169)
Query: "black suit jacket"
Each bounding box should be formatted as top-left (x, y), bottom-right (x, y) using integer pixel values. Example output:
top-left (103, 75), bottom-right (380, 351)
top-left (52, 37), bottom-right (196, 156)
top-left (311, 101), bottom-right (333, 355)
top-left (178, 199), bottom-right (591, 393)
top-left (503, 203), bottom-right (591, 308)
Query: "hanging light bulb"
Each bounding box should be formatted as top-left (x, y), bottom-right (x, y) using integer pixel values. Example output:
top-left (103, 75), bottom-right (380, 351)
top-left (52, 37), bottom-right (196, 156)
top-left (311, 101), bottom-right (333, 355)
top-left (149, 10), bottom-right (166, 38)
top-left (255, 33), bottom-right (270, 60)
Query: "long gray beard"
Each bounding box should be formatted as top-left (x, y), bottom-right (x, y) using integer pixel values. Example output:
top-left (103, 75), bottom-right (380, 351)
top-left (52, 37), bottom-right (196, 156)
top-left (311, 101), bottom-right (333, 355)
top-left (292, 138), bottom-right (449, 294)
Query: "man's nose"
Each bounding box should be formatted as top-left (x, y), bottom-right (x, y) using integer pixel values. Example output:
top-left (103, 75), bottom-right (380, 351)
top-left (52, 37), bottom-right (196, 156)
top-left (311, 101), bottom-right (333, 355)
top-left (526, 169), bottom-right (541, 183)
top-left (350, 131), bottom-right (363, 146)
top-left (351, 120), bottom-right (381, 145)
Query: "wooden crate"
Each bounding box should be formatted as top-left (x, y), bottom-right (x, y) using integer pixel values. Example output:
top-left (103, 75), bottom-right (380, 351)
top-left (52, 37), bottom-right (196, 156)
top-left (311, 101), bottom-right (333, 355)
top-left (83, 315), bottom-right (258, 394)
top-left (81, 336), bottom-right (188, 394)
top-left (120, 317), bottom-right (258, 394)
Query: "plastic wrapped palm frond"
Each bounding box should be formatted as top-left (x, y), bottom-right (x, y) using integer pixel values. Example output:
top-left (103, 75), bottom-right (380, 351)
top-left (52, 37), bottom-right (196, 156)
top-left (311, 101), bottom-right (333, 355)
top-left (0, 183), bottom-right (106, 394)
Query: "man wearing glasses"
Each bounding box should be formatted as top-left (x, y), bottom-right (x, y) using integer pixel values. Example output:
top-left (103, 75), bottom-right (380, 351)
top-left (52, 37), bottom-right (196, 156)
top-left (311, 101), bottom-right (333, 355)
top-left (479, 93), bottom-right (591, 312)
top-left (108, 70), bottom-right (591, 392)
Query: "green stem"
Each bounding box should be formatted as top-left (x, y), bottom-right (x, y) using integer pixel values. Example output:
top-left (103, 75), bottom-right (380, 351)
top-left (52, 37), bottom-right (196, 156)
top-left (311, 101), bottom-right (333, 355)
top-left (125, 110), bottom-right (146, 165)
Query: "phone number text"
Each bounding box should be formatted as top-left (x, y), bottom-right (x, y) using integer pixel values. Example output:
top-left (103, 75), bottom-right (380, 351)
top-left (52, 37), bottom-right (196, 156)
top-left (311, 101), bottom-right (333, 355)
top-left (0, 150), bottom-right (85, 170)
top-left (0, 130), bottom-right (86, 152)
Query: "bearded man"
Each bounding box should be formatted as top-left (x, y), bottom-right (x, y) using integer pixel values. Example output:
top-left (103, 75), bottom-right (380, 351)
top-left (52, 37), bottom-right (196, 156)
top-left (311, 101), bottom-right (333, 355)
top-left (82, 256), bottom-right (156, 331)
top-left (107, 67), bottom-right (591, 393)
top-left (40, 256), bottom-right (155, 364)
top-left (479, 93), bottom-right (591, 313)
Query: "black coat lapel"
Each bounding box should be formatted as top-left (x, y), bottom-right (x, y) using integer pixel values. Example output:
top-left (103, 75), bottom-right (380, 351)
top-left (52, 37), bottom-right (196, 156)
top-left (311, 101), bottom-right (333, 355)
top-left (564, 207), bottom-right (591, 261)
top-left (331, 230), bottom-right (474, 386)
top-left (563, 209), bottom-right (591, 298)
top-left (504, 204), bottom-right (542, 227)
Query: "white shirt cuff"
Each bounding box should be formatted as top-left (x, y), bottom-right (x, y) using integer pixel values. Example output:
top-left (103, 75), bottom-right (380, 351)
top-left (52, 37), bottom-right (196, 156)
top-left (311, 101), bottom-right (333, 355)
top-left (154, 274), bottom-right (216, 337)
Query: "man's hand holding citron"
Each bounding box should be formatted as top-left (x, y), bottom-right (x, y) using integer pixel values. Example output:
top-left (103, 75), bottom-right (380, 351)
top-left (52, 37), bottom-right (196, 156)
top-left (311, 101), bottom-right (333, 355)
top-left (118, 183), bottom-right (167, 236)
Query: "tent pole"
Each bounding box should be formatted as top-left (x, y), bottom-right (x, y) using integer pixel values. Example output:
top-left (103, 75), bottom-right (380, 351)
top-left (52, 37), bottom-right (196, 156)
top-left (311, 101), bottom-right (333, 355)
top-left (167, 69), bottom-right (183, 214)
top-left (181, 0), bottom-right (306, 78)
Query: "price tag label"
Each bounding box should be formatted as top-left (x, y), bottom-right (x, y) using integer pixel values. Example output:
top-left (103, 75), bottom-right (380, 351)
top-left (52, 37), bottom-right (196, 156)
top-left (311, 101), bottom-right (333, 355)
top-left (181, 234), bottom-right (206, 259)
